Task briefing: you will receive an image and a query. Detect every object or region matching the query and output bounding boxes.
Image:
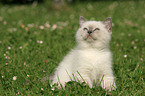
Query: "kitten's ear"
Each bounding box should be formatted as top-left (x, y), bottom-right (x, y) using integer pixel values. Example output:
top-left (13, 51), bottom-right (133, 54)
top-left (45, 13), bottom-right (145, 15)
top-left (80, 16), bottom-right (87, 27)
top-left (103, 17), bottom-right (112, 33)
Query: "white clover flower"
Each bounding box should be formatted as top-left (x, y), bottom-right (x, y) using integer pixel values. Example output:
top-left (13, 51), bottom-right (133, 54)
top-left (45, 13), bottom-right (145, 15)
top-left (39, 41), bottom-right (43, 44)
top-left (8, 46), bottom-right (11, 49)
top-left (40, 26), bottom-right (44, 29)
top-left (3, 21), bottom-right (7, 25)
top-left (124, 55), bottom-right (127, 58)
top-left (5, 56), bottom-right (7, 59)
top-left (13, 76), bottom-right (17, 80)
top-left (19, 46), bottom-right (22, 49)
top-left (133, 46), bottom-right (137, 49)
top-left (141, 71), bottom-right (142, 74)
top-left (41, 88), bottom-right (44, 91)
top-left (131, 41), bottom-right (135, 45)
top-left (27, 74), bottom-right (30, 77)
top-left (140, 58), bottom-right (143, 61)
top-left (52, 24), bottom-right (57, 30)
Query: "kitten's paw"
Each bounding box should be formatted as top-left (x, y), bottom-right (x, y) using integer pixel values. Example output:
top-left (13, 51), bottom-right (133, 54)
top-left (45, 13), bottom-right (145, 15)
top-left (103, 82), bottom-right (116, 91)
top-left (101, 76), bottom-right (116, 91)
top-left (108, 83), bottom-right (117, 91)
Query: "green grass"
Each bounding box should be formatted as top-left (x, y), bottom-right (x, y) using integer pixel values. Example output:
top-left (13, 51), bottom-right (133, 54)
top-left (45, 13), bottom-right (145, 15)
top-left (0, 1), bottom-right (145, 95)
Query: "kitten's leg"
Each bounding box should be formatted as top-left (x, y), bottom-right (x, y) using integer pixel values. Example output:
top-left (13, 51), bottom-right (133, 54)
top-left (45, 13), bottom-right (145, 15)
top-left (51, 68), bottom-right (72, 89)
top-left (74, 71), bottom-right (93, 88)
top-left (50, 52), bottom-right (75, 89)
top-left (100, 71), bottom-right (116, 91)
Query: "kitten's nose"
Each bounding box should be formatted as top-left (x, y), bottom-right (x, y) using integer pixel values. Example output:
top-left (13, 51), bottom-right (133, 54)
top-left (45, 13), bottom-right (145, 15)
top-left (88, 31), bottom-right (92, 34)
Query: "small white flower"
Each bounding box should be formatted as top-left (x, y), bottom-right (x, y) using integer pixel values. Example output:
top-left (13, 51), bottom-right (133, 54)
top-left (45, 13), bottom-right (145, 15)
top-left (8, 46), bottom-right (11, 49)
top-left (131, 41), bottom-right (135, 45)
top-left (27, 74), bottom-right (30, 77)
top-left (3, 21), bottom-right (7, 25)
top-left (5, 56), bottom-right (7, 59)
top-left (13, 76), bottom-right (17, 80)
top-left (19, 46), bottom-right (22, 49)
top-left (39, 41), bottom-right (43, 44)
top-left (2, 76), bottom-right (4, 78)
top-left (140, 58), bottom-right (143, 61)
top-left (124, 55), bottom-right (127, 58)
top-left (133, 46), bottom-right (137, 49)
top-left (43, 70), bottom-right (46, 73)
top-left (40, 26), bottom-right (44, 29)
top-left (52, 24), bottom-right (57, 30)
top-left (41, 88), bottom-right (44, 91)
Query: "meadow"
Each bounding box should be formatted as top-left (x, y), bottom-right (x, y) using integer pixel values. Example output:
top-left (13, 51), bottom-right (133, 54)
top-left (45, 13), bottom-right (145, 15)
top-left (0, 1), bottom-right (145, 95)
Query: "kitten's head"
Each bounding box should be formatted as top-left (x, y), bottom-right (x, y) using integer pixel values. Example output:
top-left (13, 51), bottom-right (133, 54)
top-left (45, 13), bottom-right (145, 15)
top-left (76, 16), bottom-right (112, 49)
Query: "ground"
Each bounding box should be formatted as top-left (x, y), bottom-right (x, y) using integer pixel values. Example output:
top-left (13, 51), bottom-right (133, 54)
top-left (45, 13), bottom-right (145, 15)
top-left (0, 1), bottom-right (145, 95)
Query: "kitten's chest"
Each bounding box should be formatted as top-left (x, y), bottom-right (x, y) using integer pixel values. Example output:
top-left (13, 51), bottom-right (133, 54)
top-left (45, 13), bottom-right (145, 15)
top-left (75, 49), bottom-right (110, 66)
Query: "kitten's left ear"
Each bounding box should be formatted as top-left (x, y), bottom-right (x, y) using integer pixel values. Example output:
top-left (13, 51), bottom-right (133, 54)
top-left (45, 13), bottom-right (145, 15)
top-left (103, 17), bottom-right (112, 33)
top-left (80, 16), bottom-right (87, 27)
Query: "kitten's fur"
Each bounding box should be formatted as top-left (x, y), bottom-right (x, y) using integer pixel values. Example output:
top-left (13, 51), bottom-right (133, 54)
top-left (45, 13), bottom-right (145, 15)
top-left (50, 16), bottom-right (116, 90)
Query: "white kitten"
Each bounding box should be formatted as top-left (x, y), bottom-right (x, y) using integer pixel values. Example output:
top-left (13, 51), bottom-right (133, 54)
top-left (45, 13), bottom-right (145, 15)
top-left (50, 16), bottom-right (116, 91)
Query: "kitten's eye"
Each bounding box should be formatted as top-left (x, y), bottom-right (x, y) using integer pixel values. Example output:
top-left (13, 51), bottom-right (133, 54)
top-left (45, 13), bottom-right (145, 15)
top-left (94, 28), bottom-right (100, 31)
top-left (83, 28), bottom-right (88, 31)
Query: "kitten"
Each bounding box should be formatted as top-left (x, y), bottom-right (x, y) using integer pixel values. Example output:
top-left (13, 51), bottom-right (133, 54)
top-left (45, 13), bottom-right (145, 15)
top-left (50, 16), bottom-right (116, 91)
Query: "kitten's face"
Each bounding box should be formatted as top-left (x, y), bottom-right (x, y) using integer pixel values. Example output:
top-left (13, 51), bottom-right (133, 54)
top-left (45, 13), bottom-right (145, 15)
top-left (78, 21), bottom-right (106, 42)
top-left (76, 16), bottom-right (112, 48)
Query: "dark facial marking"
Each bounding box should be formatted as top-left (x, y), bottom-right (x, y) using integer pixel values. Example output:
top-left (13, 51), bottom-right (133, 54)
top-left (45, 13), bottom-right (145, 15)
top-left (88, 27), bottom-right (93, 34)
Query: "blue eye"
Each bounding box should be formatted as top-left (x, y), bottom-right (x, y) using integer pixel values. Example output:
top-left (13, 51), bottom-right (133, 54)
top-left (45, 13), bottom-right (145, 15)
top-left (94, 28), bottom-right (100, 31)
top-left (83, 28), bottom-right (88, 31)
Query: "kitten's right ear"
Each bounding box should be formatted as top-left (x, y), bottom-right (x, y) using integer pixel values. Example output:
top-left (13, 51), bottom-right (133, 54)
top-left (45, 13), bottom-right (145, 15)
top-left (103, 17), bottom-right (112, 33)
top-left (80, 16), bottom-right (87, 27)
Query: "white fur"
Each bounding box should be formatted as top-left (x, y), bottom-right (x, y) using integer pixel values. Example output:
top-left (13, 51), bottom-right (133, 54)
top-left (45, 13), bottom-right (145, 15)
top-left (51, 18), bottom-right (116, 90)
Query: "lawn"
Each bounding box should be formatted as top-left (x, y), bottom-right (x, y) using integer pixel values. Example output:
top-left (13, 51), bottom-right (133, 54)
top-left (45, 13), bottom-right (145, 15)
top-left (0, 1), bottom-right (145, 95)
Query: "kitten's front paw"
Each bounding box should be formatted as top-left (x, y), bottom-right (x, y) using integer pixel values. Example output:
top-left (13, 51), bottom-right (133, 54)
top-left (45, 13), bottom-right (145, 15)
top-left (101, 76), bottom-right (116, 91)
top-left (108, 83), bottom-right (116, 91)
top-left (103, 82), bottom-right (116, 91)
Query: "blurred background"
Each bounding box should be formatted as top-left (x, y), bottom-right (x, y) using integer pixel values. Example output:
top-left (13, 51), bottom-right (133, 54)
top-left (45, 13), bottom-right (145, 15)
top-left (0, 0), bottom-right (141, 4)
top-left (0, 0), bottom-right (144, 95)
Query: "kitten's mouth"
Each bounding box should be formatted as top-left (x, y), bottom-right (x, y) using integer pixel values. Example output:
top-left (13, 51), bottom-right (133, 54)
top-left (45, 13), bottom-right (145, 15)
top-left (83, 34), bottom-right (97, 40)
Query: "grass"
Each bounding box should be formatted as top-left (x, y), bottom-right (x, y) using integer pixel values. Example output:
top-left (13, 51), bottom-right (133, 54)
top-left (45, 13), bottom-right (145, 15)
top-left (0, 1), bottom-right (145, 95)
